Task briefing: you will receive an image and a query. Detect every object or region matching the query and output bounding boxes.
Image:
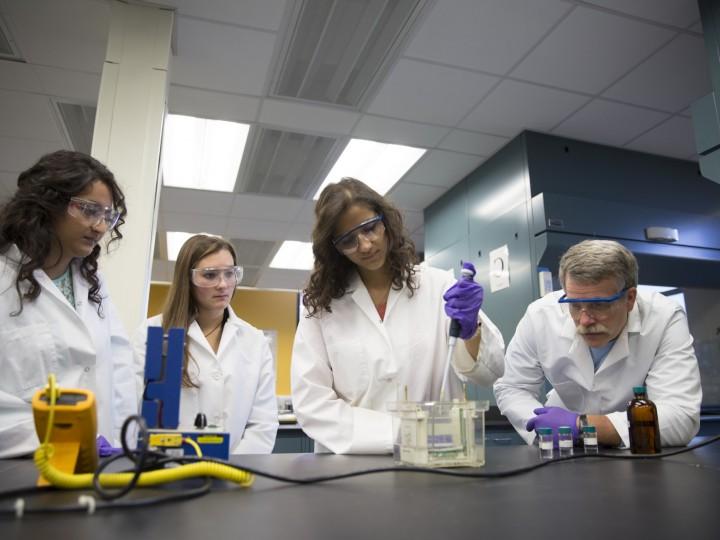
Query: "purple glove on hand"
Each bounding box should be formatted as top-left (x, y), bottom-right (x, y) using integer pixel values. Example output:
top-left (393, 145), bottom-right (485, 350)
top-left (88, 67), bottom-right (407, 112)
top-left (443, 262), bottom-right (484, 340)
top-left (525, 406), bottom-right (579, 445)
top-left (96, 435), bottom-right (123, 458)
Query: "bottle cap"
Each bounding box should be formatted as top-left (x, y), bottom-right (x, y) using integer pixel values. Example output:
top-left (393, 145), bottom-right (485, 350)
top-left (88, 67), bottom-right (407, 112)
top-left (536, 427), bottom-right (553, 435)
top-left (558, 426), bottom-right (572, 434)
top-left (582, 425), bottom-right (596, 433)
top-left (633, 386), bottom-right (647, 394)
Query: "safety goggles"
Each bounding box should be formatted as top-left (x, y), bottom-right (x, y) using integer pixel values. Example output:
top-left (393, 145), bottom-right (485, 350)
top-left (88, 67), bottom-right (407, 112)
top-left (558, 287), bottom-right (629, 318)
top-left (191, 265), bottom-right (243, 288)
top-left (332, 214), bottom-right (385, 255)
top-left (67, 197), bottom-right (121, 230)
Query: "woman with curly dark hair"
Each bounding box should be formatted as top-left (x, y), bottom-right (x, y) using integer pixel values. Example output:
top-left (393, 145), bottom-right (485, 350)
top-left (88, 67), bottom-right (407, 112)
top-left (291, 178), bottom-right (504, 454)
top-left (0, 150), bottom-right (137, 458)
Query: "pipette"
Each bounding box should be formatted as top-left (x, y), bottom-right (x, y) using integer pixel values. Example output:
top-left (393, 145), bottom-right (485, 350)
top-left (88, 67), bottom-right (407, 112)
top-left (439, 266), bottom-right (474, 401)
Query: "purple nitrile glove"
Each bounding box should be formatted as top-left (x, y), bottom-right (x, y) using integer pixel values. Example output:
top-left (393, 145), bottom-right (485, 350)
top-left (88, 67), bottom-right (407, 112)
top-left (443, 262), bottom-right (484, 340)
top-left (96, 435), bottom-right (123, 458)
top-left (525, 406), bottom-right (579, 446)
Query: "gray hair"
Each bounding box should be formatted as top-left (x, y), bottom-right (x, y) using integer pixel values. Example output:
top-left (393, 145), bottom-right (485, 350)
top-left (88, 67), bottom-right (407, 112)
top-left (559, 240), bottom-right (638, 289)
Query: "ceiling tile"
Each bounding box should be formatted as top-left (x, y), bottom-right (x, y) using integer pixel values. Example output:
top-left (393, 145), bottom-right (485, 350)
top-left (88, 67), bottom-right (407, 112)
top-left (0, 171), bottom-right (16, 199)
top-left (170, 17), bottom-right (277, 95)
top-left (352, 115), bottom-right (449, 148)
top-left (460, 79), bottom-right (589, 136)
top-left (168, 85), bottom-right (261, 122)
top-left (511, 7), bottom-right (675, 94)
top-left (225, 217), bottom-right (291, 241)
top-left (0, 136), bottom-right (66, 173)
top-left (402, 150), bottom-right (483, 188)
top-left (0, 90), bottom-right (64, 141)
top-left (405, 0), bottom-right (571, 74)
top-left (603, 34), bottom-right (710, 113)
top-left (33, 65), bottom-right (101, 103)
top-left (401, 209), bottom-right (424, 234)
top-left (255, 267), bottom-right (309, 291)
top-left (158, 1), bottom-right (289, 30)
top-left (160, 186), bottom-right (235, 216)
top-left (583, 0), bottom-right (700, 28)
top-left (553, 99), bottom-right (670, 146)
top-left (230, 193), bottom-right (305, 221)
top-left (160, 211), bottom-right (228, 235)
top-left (295, 201), bottom-right (316, 224)
top-left (259, 99), bottom-right (359, 136)
top-left (283, 220), bottom-right (313, 242)
top-left (3, 0), bottom-right (109, 72)
top-left (625, 116), bottom-right (698, 159)
top-left (387, 181), bottom-right (448, 210)
top-left (0, 61), bottom-right (43, 93)
top-left (367, 58), bottom-right (499, 126)
top-left (437, 129), bottom-right (509, 156)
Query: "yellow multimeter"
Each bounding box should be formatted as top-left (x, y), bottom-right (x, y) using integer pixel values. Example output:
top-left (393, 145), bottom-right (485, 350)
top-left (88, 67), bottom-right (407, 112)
top-left (32, 386), bottom-right (98, 484)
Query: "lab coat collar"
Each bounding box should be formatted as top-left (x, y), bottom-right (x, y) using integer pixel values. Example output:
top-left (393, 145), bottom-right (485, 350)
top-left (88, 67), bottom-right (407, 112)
top-left (187, 307), bottom-right (244, 358)
top-left (348, 269), bottom-right (410, 323)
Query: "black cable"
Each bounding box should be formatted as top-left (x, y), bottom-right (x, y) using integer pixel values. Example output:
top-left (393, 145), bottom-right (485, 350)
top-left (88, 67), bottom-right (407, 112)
top-left (92, 415), bottom-right (151, 500)
top-left (0, 478), bottom-right (211, 516)
top-left (2, 433), bottom-right (718, 516)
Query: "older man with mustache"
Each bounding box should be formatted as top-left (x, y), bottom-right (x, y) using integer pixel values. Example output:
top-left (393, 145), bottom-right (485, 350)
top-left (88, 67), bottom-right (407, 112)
top-left (494, 240), bottom-right (701, 449)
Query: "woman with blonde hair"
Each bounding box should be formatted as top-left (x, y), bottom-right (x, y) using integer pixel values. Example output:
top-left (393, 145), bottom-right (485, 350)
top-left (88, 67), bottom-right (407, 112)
top-left (133, 234), bottom-right (277, 454)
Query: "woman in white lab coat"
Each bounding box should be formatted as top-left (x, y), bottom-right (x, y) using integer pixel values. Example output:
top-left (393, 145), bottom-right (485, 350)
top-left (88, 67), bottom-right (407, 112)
top-left (291, 178), bottom-right (505, 454)
top-left (133, 235), bottom-right (278, 454)
top-left (0, 150), bottom-right (137, 458)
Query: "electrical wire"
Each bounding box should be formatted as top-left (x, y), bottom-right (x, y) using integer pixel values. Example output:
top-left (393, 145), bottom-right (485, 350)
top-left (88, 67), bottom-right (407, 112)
top-left (2, 434), bottom-right (719, 516)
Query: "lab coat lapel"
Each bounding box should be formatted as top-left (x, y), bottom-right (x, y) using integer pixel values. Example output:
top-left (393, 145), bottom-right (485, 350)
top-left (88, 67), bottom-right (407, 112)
top-left (596, 304), bottom-right (639, 374)
top-left (349, 272), bottom-right (398, 379)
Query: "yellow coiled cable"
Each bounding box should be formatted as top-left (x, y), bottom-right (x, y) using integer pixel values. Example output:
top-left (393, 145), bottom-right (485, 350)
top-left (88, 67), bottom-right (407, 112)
top-left (35, 375), bottom-right (253, 490)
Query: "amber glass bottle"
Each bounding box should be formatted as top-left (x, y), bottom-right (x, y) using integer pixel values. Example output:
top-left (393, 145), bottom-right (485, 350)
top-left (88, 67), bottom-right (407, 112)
top-left (627, 386), bottom-right (661, 454)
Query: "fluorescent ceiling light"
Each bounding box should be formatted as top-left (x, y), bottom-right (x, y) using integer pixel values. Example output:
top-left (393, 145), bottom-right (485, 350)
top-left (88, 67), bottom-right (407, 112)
top-left (270, 241), bottom-right (314, 270)
top-left (166, 231), bottom-right (219, 261)
top-left (161, 114), bottom-right (249, 192)
top-left (313, 139), bottom-right (425, 199)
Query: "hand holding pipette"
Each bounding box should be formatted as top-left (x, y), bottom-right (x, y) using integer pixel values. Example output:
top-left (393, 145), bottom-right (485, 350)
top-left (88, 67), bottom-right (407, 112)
top-left (440, 262), bottom-right (484, 399)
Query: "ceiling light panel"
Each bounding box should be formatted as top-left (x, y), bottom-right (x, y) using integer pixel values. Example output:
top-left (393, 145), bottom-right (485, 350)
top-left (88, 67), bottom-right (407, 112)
top-left (239, 127), bottom-right (338, 198)
top-left (162, 114), bottom-right (249, 192)
top-left (272, 0), bottom-right (425, 107)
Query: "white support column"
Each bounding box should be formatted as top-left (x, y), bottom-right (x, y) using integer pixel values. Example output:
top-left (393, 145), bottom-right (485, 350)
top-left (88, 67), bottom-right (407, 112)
top-left (91, 1), bottom-right (173, 335)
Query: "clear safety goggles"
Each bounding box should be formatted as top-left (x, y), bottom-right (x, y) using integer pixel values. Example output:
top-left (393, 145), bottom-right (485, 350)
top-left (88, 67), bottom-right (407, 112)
top-left (558, 287), bottom-right (629, 318)
top-left (67, 197), bottom-right (121, 230)
top-left (332, 214), bottom-right (385, 255)
top-left (191, 265), bottom-right (243, 288)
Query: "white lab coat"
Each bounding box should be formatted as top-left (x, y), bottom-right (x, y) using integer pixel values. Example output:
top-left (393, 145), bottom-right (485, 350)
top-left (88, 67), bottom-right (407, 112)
top-left (0, 245), bottom-right (137, 458)
top-left (133, 308), bottom-right (278, 454)
top-left (494, 290), bottom-right (702, 447)
top-left (291, 265), bottom-right (505, 454)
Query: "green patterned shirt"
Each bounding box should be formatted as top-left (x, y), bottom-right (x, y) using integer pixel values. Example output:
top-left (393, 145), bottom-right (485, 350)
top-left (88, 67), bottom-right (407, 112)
top-left (52, 265), bottom-right (76, 309)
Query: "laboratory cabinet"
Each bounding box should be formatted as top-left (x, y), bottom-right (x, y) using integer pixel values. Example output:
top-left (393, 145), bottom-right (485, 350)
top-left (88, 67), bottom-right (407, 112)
top-left (425, 130), bottom-right (720, 410)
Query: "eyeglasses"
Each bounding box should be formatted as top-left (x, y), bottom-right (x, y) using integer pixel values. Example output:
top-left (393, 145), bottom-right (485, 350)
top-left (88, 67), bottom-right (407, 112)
top-left (332, 214), bottom-right (385, 255)
top-left (191, 265), bottom-right (243, 288)
top-left (67, 197), bottom-right (121, 230)
top-left (558, 287), bottom-right (629, 318)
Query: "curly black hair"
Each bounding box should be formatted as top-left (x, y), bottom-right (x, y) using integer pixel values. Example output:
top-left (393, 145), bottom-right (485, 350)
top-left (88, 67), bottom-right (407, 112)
top-left (0, 150), bottom-right (127, 316)
top-left (303, 178), bottom-right (418, 316)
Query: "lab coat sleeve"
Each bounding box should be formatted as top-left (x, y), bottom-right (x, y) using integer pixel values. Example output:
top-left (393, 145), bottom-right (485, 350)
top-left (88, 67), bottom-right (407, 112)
top-left (291, 315), bottom-right (393, 454)
top-left (0, 390), bottom-right (36, 458)
top-left (642, 308), bottom-right (700, 447)
top-left (233, 338), bottom-right (278, 454)
top-left (108, 300), bottom-right (140, 445)
top-left (493, 311), bottom-right (547, 445)
top-left (452, 309), bottom-right (505, 386)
